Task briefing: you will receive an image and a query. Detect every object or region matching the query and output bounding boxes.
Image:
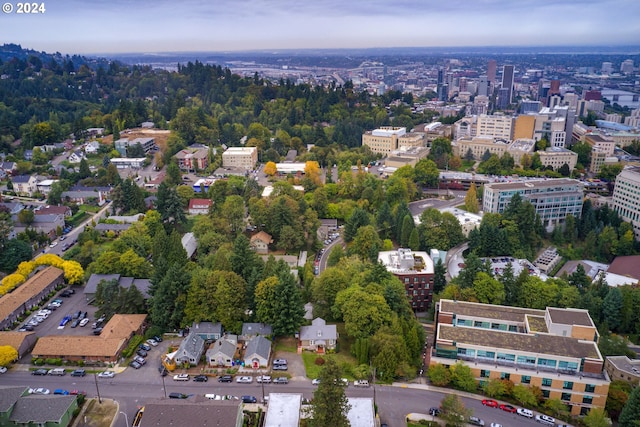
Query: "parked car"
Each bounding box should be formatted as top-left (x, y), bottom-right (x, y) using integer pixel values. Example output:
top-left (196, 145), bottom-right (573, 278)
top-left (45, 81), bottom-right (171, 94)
top-left (193, 375), bottom-right (208, 382)
top-left (273, 377), bottom-right (289, 384)
top-left (72, 311), bottom-right (81, 319)
top-left (312, 378), bottom-right (321, 385)
top-left (353, 380), bottom-right (370, 387)
top-left (136, 349), bottom-right (148, 358)
top-left (48, 368), bottom-right (66, 376)
top-left (490, 424), bottom-right (503, 427)
top-left (70, 390), bottom-right (86, 396)
top-left (134, 356), bottom-right (146, 365)
top-left (517, 408), bottom-right (534, 418)
top-left (153, 335), bottom-right (163, 342)
top-left (273, 359), bottom-right (287, 365)
top-left (28, 388), bottom-right (50, 395)
top-left (139, 343), bottom-right (151, 351)
top-left (469, 416), bottom-right (485, 426)
top-left (31, 369), bottom-right (48, 376)
top-left (429, 407), bottom-right (441, 416)
top-left (146, 339), bottom-right (158, 347)
top-left (98, 371), bottom-right (115, 378)
top-left (241, 395), bottom-right (257, 403)
top-left (482, 399), bottom-right (499, 408)
top-left (70, 369), bottom-right (86, 377)
top-left (54, 389), bottom-right (69, 395)
top-left (499, 404), bottom-right (517, 413)
top-left (169, 392), bottom-right (188, 399)
top-left (70, 319), bottom-right (80, 328)
top-left (256, 375), bottom-right (271, 383)
top-left (93, 327), bottom-right (103, 335)
top-left (272, 364), bottom-right (288, 370)
top-left (0, 367), bottom-right (6, 374)
top-left (173, 374), bottom-right (190, 381)
top-left (535, 414), bottom-right (556, 426)
top-left (218, 375), bottom-right (233, 383)
top-left (79, 318), bottom-right (90, 327)
top-left (236, 376), bottom-right (253, 383)
top-left (129, 361), bottom-right (142, 369)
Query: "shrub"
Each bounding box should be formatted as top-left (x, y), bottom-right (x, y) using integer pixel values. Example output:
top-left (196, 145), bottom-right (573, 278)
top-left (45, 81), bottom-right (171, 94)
top-left (314, 357), bottom-right (325, 366)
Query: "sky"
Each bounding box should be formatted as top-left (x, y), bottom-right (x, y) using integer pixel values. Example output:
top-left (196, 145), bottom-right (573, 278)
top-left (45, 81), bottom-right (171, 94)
top-left (1, 0), bottom-right (639, 54)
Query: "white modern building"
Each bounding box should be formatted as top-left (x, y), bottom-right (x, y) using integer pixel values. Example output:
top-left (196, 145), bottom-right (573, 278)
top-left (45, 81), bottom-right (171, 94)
top-left (222, 146), bottom-right (258, 170)
top-left (612, 167), bottom-right (640, 239)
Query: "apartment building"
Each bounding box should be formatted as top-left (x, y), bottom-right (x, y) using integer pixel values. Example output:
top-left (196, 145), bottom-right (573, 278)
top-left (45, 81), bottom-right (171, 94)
top-left (362, 127), bottom-right (426, 155)
top-left (538, 147), bottom-right (578, 171)
top-left (432, 299), bottom-right (609, 416)
top-left (612, 167), bottom-right (640, 239)
top-left (482, 178), bottom-right (583, 230)
top-left (222, 146), bottom-right (258, 170)
top-left (174, 146), bottom-right (209, 172)
top-left (378, 248), bottom-right (434, 312)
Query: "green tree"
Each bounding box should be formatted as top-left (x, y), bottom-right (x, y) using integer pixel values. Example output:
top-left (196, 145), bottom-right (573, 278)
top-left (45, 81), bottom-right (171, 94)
top-left (583, 407), bottom-right (612, 427)
top-left (408, 228), bottom-right (420, 251)
top-left (78, 158), bottom-right (91, 179)
top-left (327, 245), bottom-right (345, 267)
top-left (606, 380), bottom-right (631, 421)
top-left (165, 161), bottom-right (183, 186)
top-left (400, 214), bottom-right (415, 248)
top-left (312, 266), bottom-right (351, 321)
top-left (222, 195), bottom-right (245, 236)
top-left (544, 398), bottom-right (570, 419)
top-left (512, 384), bottom-right (539, 408)
top-left (440, 394), bottom-right (471, 427)
top-left (344, 207), bottom-right (370, 242)
top-left (603, 287), bottom-right (623, 332)
top-left (308, 358), bottom-right (351, 427)
top-left (213, 271), bottom-right (247, 333)
top-left (472, 272), bottom-right (505, 305)
top-left (427, 363), bottom-right (451, 386)
top-left (271, 269), bottom-right (305, 336)
top-left (349, 225), bottom-right (383, 262)
top-left (433, 258), bottom-right (447, 294)
top-left (334, 286), bottom-right (393, 339)
top-left (0, 239), bottom-right (33, 273)
top-left (414, 158), bottom-right (440, 188)
top-left (483, 378), bottom-right (508, 399)
top-left (450, 361), bottom-right (477, 392)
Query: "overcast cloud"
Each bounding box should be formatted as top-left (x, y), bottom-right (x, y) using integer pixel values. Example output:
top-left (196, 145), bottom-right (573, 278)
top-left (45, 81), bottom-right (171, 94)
top-left (0, 0), bottom-right (638, 54)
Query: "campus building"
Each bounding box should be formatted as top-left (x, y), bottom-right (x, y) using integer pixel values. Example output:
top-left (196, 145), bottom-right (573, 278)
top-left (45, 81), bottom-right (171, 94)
top-left (482, 178), bottom-right (583, 231)
top-left (432, 300), bottom-right (610, 416)
top-left (537, 147), bottom-right (578, 171)
top-left (362, 127), bottom-right (424, 155)
top-left (378, 248), bottom-right (434, 312)
top-left (222, 147), bottom-right (258, 170)
top-left (612, 167), bottom-right (640, 239)
top-left (174, 146), bottom-right (209, 172)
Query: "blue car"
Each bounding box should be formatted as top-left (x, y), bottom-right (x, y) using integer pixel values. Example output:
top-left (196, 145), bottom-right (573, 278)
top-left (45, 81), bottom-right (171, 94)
top-left (59, 316), bottom-right (71, 327)
top-left (54, 389), bottom-right (69, 395)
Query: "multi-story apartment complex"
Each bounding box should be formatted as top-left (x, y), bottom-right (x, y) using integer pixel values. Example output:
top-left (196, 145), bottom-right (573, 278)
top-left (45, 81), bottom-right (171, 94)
top-left (538, 147), bottom-right (578, 171)
top-left (612, 167), bottom-right (640, 239)
top-left (482, 178), bottom-right (583, 230)
top-left (476, 114), bottom-right (514, 140)
top-left (222, 147), bottom-right (258, 170)
top-left (114, 137), bottom-right (157, 157)
top-left (174, 146), bottom-right (209, 172)
top-left (432, 299), bottom-right (610, 416)
top-left (362, 127), bottom-right (426, 155)
top-left (377, 248), bottom-right (434, 312)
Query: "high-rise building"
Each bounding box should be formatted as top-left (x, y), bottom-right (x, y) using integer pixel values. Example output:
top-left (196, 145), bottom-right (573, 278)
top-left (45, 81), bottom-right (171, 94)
top-left (601, 62), bottom-right (613, 75)
top-left (477, 75), bottom-right (489, 97)
top-left (496, 87), bottom-right (511, 110)
top-left (613, 167), bottom-right (640, 239)
top-left (621, 59), bottom-right (634, 74)
top-left (378, 248), bottom-right (434, 312)
top-left (487, 59), bottom-right (497, 83)
top-left (501, 65), bottom-right (515, 104)
top-left (549, 80), bottom-right (561, 95)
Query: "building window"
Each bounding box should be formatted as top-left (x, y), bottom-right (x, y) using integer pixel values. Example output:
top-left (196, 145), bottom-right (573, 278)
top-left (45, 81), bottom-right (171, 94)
top-left (563, 381), bottom-right (574, 390)
top-left (583, 395), bottom-right (593, 404)
top-left (542, 390), bottom-right (550, 398)
top-left (521, 375), bottom-right (531, 384)
top-left (538, 358), bottom-right (557, 368)
top-left (477, 350), bottom-right (495, 359)
top-left (585, 384), bottom-right (596, 393)
top-left (561, 392), bottom-right (572, 401)
top-left (500, 372), bottom-right (510, 380)
top-left (517, 355), bottom-right (536, 366)
top-left (542, 378), bottom-right (552, 387)
top-left (497, 353), bottom-right (515, 362)
top-left (480, 370), bottom-right (490, 378)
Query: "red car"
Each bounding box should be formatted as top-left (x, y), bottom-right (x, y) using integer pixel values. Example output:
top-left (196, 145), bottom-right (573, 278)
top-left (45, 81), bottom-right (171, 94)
top-left (499, 404), bottom-right (517, 413)
top-left (482, 399), bottom-right (499, 408)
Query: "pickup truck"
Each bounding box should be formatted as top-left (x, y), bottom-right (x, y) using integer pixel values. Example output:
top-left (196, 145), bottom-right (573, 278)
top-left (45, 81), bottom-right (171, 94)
top-left (353, 380), bottom-right (370, 387)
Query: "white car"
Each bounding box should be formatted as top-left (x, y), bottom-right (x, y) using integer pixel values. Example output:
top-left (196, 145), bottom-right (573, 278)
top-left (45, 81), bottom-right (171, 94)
top-left (173, 374), bottom-right (190, 381)
top-left (490, 424), bottom-right (503, 427)
top-left (236, 376), bottom-right (253, 383)
top-left (28, 388), bottom-right (50, 395)
top-left (256, 375), bottom-right (271, 383)
top-left (312, 378), bottom-right (321, 385)
top-left (79, 318), bottom-right (90, 327)
top-left (517, 408), bottom-right (534, 418)
top-left (0, 366), bottom-right (7, 374)
top-left (146, 339), bottom-right (158, 347)
top-left (49, 242), bottom-right (58, 248)
top-left (98, 371), bottom-right (115, 378)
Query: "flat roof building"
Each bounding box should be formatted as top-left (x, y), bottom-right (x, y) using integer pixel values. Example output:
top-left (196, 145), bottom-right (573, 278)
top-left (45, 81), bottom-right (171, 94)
top-left (378, 249), bottom-right (434, 312)
top-left (264, 393), bottom-right (302, 427)
top-left (482, 178), bottom-right (583, 231)
top-left (433, 299), bottom-right (609, 416)
top-left (612, 167), bottom-right (640, 239)
top-left (222, 146), bottom-right (258, 171)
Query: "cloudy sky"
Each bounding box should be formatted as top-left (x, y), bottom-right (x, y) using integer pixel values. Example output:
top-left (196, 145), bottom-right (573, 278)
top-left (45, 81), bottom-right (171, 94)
top-left (1, 0), bottom-right (639, 54)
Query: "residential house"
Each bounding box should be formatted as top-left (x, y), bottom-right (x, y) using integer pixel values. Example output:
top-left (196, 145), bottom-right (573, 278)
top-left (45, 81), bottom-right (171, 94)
top-left (11, 175), bottom-right (37, 197)
top-left (250, 231), bottom-right (273, 254)
top-left (68, 150), bottom-right (86, 164)
top-left (240, 323), bottom-right (273, 341)
top-left (61, 185), bottom-right (111, 205)
top-left (31, 314), bottom-right (147, 363)
top-left (207, 337), bottom-right (238, 367)
top-left (0, 331), bottom-right (37, 359)
top-left (299, 318), bottom-right (338, 353)
top-left (181, 232), bottom-right (198, 259)
top-left (191, 321), bottom-right (223, 342)
top-left (16, 213), bottom-right (65, 239)
top-left (23, 150), bottom-right (32, 161)
top-left (188, 199), bottom-right (212, 215)
top-left (0, 202), bottom-right (25, 219)
top-left (243, 335), bottom-right (271, 369)
top-left (84, 140), bottom-right (101, 155)
top-left (174, 331), bottom-right (206, 366)
top-left (35, 205), bottom-right (72, 218)
top-left (35, 179), bottom-right (58, 195)
top-left (140, 399), bottom-right (242, 427)
top-left (84, 274), bottom-right (152, 302)
top-left (0, 267), bottom-right (65, 330)
top-left (0, 161), bottom-right (17, 176)
top-left (0, 386), bottom-right (79, 427)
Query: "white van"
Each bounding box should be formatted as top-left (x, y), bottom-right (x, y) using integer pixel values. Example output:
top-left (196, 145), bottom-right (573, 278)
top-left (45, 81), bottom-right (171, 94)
top-left (517, 408), bottom-right (534, 418)
top-left (48, 368), bottom-right (66, 376)
top-left (535, 414), bottom-right (555, 426)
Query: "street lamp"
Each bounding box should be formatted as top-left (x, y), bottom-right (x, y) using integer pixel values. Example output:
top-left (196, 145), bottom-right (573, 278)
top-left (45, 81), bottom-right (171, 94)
top-left (119, 411), bottom-right (129, 427)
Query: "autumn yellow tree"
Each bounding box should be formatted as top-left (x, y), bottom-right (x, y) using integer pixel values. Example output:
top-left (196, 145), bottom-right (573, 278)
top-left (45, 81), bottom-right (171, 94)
top-left (304, 161), bottom-right (322, 187)
top-left (0, 345), bottom-right (18, 366)
top-left (464, 183), bottom-right (479, 213)
top-left (264, 161), bottom-right (277, 177)
top-left (16, 261), bottom-right (35, 277)
top-left (34, 254), bottom-right (64, 268)
top-left (0, 274), bottom-right (26, 295)
top-left (61, 261), bottom-right (84, 285)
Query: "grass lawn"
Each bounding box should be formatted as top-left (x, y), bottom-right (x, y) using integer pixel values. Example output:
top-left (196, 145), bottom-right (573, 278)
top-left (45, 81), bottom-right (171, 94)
top-left (407, 422), bottom-right (439, 427)
top-left (80, 204), bottom-right (102, 213)
top-left (301, 351), bottom-right (358, 379)
top-left (273, 337), bottom-right (297, 353)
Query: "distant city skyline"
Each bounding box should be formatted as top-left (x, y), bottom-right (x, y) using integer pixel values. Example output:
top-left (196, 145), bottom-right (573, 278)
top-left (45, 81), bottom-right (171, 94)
top-left (1, 0), bottom-right (639, 55)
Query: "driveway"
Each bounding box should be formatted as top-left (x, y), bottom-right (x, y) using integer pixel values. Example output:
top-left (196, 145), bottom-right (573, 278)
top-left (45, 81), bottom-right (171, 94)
top-left (271, 338), bottom-right (306, 381)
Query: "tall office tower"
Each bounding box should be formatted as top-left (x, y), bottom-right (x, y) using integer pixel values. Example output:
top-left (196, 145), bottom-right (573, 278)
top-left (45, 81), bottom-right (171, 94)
top-left (477, 75), bottom-right (489, 97)
top-left (621, 59), bottom-right (634, 74)
top-left (502, 65), bottom-right (515, 104)
top-left (601, 62), bottom-right (613, 74)
top-left (496, 87), bottom-right (510, 110)
top-left (459, 77), bottom-right (468, 93)
top-left (613, 167), bottom-right (640, 239)
top-left (437, 69), bottom-right (448, 101)
top-left (549, 80), bottom-right (561, 95)
top-left (487, 59), bottom-right (497, 83)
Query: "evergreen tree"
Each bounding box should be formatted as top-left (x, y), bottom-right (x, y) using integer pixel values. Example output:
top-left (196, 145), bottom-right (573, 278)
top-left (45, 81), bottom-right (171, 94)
top-left (309, 358), bottom-right (351, 427)
top-left (230, 234), bottom-right (258, 281)
top-left (78, 158), bottom-right (91, 179)
top-left (408, 228), bottom-right (420, 251)
top-left (603, 287), bottom-right (623, 332)
top-left (393, 202), bottom-right (411, 243)
top-left (375, 201), bottom-right (393, 239)
top-left (271, 269), bottom-right (305, 336)
top-left (464, 183), bottom-right (479, 213)
top-left (433, 258), bottom-right (447, 294)
top-left (344, 207), bottom-right (370, 242)
top-left (618, 384), bottom-right (640, 427)
top-left (400, 214), bottom-right (415, 248)
top-left (501, 262), bottom-right (518, 305)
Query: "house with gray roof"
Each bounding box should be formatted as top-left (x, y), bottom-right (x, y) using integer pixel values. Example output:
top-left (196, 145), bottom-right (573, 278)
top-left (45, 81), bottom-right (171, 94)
top-left (0, 386), bottom-right (28, 423)
top-left (84, 274), bottom-right (152, 302)
top-left (141, 398), bottom-right (242, 427)
top-left (206, 338), bottom-right (237, 367)
top-left (241, 323), bottom-right (273, 341)
top-left (0, 201), bottom-right (25, 216)
top-left (243, 335), bottom-right (271, 368)
top-left (9, 395), bottom-right (78, 427)
top-left (175, 331), bottom-right (206, 366)
top-left (191, 321), bottom-right (223, 341)
top-left (61, 185), bottom-right (110, 205)
top-left (11, 175), bottom-right (37, 197)
top-left (299, 318), bottom-right (338, 353)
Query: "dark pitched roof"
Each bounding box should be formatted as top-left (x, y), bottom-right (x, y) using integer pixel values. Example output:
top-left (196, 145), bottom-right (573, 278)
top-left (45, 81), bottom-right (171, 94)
top-left (9, 395), bottom-right (77, 423)
top-left (244, 335), bottom-right (271, 360)
top-left (95, 223), bottom-right (132, 232)
top-left (141, 399), bottom-right (241, 426)
top-left (0, 386), bottom-right (28, 412)
top-left (11, 175), bottom-right (33, 183)
top-left (242, 323), bottom-right (272, 337)
top-left (85, 274), bottom-right (121, 294)
top-left (608, 255), bottom-right (640, 280)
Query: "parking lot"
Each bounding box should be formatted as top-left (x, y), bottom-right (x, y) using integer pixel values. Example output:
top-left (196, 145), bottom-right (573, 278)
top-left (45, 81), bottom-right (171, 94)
top-left (19, 286), bottom-right (101, 338)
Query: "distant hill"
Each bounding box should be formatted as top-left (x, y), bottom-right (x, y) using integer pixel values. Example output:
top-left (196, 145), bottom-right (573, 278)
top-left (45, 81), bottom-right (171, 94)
top-left (0, 43), bottom-right (114, 70)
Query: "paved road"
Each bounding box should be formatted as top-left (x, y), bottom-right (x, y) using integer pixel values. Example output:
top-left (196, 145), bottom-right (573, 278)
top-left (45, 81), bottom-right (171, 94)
top-left (0, 368), bottom-right (550, 427)
top-left (318, 236), bottom-right (343, 273)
